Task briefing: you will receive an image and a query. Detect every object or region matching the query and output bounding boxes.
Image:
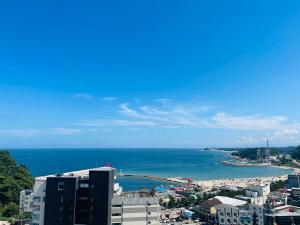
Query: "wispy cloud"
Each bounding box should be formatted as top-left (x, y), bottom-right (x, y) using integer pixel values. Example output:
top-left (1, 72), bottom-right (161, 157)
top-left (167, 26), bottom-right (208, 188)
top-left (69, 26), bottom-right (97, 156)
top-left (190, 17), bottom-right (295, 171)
top-left (0, 129), bottom-right (43, 137)
top-left (212, 113), bottom-right (288, 130)
top-left (73, 93), bottom-right (92, 99)
top-left (75, 99), bottom-right (300, 135)
top-left (48, 128), bottom-right (81, 135)
top-left (101, 97), bottom-right (117, 101)
top-left (0, 128), bottom-right (82, 137)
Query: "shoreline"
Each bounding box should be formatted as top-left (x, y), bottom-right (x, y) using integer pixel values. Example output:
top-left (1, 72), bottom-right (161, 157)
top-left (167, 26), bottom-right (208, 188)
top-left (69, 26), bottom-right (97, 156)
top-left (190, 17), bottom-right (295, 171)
top-left (199, 149), bottom-right (238, 153)
top-left (118, 158), bottom-right (299, 192)
top-left (119, 169), bottom-right (293, 192)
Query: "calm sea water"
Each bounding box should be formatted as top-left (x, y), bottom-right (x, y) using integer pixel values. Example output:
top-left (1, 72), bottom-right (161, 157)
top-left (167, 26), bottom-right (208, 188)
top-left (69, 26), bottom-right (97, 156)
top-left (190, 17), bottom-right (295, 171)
top-left (10, 149), bottom-right (291, 191)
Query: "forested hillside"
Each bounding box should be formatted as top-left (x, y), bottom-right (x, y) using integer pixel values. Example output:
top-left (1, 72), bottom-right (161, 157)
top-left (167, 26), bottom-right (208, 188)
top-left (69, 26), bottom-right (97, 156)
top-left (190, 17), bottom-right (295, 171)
top-left (0, 151), bottom-right (34, 218)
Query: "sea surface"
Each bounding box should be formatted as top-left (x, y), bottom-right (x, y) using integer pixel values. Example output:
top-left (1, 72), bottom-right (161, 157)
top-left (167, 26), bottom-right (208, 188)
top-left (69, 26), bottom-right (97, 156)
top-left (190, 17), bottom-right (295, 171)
top-left (10, 148), bottom-right (292, 191)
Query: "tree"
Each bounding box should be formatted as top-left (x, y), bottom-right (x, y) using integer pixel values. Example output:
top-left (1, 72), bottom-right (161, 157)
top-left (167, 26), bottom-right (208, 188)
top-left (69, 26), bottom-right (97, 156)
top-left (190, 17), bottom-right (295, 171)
top-left (2, 202), bottom-right (18, 218)
top-left (168, 195), bottom-right (175, 208)
top-left (0, 151), bottom-right (34, 218)
top-left (270, 180), bottom-right (286, 192)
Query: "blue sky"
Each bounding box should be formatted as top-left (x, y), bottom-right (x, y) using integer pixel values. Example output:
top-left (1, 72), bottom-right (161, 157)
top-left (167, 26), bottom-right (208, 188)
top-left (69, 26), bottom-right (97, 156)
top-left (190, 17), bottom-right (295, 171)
top-left (0, 1), bottom-right (300, 148)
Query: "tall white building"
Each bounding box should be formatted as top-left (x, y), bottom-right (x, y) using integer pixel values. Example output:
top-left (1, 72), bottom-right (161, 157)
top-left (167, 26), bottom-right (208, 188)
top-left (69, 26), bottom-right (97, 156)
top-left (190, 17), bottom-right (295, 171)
top-left (19, 189), bottom-right (34, 213)
top-left (111, 192), bottom-right (161, 225)
top-left (32, 177), bottom-right (47, 225)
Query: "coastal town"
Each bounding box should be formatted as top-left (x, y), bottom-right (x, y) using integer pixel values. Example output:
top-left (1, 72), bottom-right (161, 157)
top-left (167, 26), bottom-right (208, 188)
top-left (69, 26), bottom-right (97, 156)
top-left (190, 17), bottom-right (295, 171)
top-left (1, 145), bottom-right (300, 225)
top-left (1, 0), bottom-right (300, 224)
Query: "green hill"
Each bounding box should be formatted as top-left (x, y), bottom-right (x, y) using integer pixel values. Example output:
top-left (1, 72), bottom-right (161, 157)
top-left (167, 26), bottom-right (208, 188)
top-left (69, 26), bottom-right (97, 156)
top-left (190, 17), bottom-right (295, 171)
top-left (0, 151), bottom-right (34, 218)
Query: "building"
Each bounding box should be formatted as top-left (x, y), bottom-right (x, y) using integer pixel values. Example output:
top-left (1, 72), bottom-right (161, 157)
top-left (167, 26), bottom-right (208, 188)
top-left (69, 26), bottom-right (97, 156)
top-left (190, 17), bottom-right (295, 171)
top-left (32, 177), bottom-right (47, 225)
top-left (212, 196), bottom-right (247, 207)
top-left (239, 209), bottom-right (253, 225)
top-left (265, 191), bottom-right (288, 209)
top-left (211, 203), bottom-right (264, 225)
top-left (237, 184), bottom-right (270, 205)
top-left (214, 204), bottom-right (240, 225)
top-left (289, 187), bottom-right (300, 207)
top-left (111, 191), bottom-right (161, 225)
top-left (197, 197), bottom-right (223, 223)
top-left (265, 205), bottom-right (300, 225)
top-left (32, 167), bottom-right (161, 225)
top-left (287, 174), bottom-right (300, 188)
top-left (32, 167), bottom-right (114, 225)
top-left (19, 189), bottom-right (34, 213)
top-left (196, 196), bottom-right (247, 225)
top-left (247, 204), bottom-right (264, 225)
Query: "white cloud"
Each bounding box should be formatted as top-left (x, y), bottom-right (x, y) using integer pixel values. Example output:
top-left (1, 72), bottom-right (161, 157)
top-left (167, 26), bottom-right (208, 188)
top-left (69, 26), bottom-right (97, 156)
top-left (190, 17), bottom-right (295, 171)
top-left (75, 99), bottom-right (300, 140)
top-left (101, 97), bottom-right (116, 101)
top-left (119, 103), bottom-right (141, 118)
top-left (240, 128), bottom-right (300, 145)
top-left (73, 93), bottom-right (92, 99)
top-left (212, 113), bottom-right (288, 130)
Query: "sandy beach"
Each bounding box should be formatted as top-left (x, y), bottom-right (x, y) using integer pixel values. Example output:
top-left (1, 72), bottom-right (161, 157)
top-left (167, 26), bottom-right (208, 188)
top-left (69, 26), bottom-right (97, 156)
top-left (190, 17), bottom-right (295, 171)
top-left (167, 163), bottom-right (300, 192)
top-left (168, 175), bottom-right (289, 192)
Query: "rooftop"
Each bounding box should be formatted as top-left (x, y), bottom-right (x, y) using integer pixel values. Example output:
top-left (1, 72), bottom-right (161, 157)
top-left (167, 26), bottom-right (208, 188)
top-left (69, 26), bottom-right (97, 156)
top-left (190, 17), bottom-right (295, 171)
top-left (211, 196), bottom-right (247, 207)
top-left (36, 167), bottom-right (116, 179)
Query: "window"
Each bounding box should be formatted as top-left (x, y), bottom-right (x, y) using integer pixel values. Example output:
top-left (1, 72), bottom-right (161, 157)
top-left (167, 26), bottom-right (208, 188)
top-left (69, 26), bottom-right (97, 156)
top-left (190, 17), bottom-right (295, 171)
top-left (58, 182), bottom-right (64, 191)
top-left (112, 213), bottom-right (121, 216)
top-left (79, 183), bottom-right (89, 188)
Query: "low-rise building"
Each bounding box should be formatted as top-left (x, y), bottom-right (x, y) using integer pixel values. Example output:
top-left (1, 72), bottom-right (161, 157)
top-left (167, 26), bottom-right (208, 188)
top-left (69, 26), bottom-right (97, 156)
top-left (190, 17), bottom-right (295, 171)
top-left (265, 191), bottom-right (288, 209)
top-left (19, 189), bottom-right (34, 214)
top-left (211, 203), bottom-right (264, 225)
top-left (214, 204), bottom-right (240, 225)
top-left (265, 205), bottom-right (300, 225)
top-left (247, 204), bottom-right (264, 225)
top-left (197, 196), bottom-right (247, 224)
top-left (237, 184), bottom-right (270, 205)
top-left (111, 192), bottom-right (161, 225)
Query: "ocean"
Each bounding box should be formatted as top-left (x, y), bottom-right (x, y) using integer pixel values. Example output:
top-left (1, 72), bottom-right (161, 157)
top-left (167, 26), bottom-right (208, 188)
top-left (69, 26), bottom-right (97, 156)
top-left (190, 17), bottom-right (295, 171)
top-left (10, 148), bottom-right (291, 191)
